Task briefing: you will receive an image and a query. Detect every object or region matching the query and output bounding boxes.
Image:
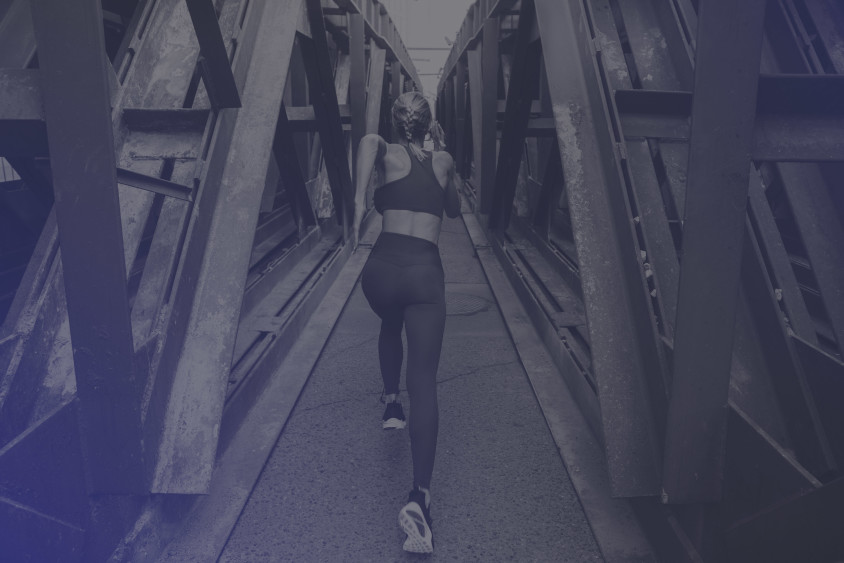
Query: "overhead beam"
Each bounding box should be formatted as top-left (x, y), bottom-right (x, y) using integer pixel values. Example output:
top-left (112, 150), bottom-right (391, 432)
top-left (663, 0), bottom-right (768, 503)
top-left (29, 0), bottom-right (143, 493)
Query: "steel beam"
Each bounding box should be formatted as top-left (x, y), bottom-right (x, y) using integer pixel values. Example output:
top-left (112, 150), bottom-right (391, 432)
top-left (0, 69), bottom-right (47, 157)
top-left (663, 0), bottom-right (768, 503)
top-left (741, 216), bottom-right (836, 476)
top-left (185, 0), bottom-right (241, 108)
top-left (489, 0), bottom-right (539, 230)
top-left (746, 170), bottom-right (817, 345)
top-left (391, 56), bottom-right (401, 102)
top-left (778, 164), bottom-right (844, 352)
top-left (467, 46), bottom-right (484, 192)
top-left (149, 0), bottom-right (303, 493)
top-left (365, 45), bottom-right (386, 134)
top-left (275, 102), bottom-right (317, 232)
top-left (454, 59), bottom-right (467, 177)
top-left (302, 0), bottom-right (355, 231)
top-left (29, 0), bottom-right (143, 492)
top-left (115, 167), bottom-right (193, 201)
top-left (479, 17), bottom-right (499, 214)
top-left (349, 13), bottom-right (366, 164)
top-left (535, 0), bottom-right (665, 496)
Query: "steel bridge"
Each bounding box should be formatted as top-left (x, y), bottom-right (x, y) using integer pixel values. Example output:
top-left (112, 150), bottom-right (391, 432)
top-left (435, 0), bottom-right (844, 561)
top-left (0, 0), bottom-right (843, 561)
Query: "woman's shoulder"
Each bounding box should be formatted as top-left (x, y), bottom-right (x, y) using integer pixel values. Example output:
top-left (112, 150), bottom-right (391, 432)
top-left (431, 150), bottom-right (454, 171)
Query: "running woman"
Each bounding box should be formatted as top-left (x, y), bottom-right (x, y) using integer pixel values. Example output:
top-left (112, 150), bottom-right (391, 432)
top-left (353, 91), bottom-right (461, 553)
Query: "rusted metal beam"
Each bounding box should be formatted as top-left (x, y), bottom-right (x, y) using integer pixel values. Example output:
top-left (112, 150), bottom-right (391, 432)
top-left (302, 0), bottom-right (355, 231)
top-left (489, 0), bottom-right (539, 230)
top-left (184, 0), bottom-right (241, 108)
top-left (149, 0), bottom-right (303, 493)
top-left (535, 0), bottom-right (665, 497)
top-left (663, 0), bottom-right (768, 503)
top-left (29, 0), bottom-right (144, 493)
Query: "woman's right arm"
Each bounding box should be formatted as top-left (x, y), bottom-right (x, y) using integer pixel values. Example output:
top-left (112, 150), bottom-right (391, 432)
top-left (443, 153), bottom-right (462, 218)
top-left (353, 133), bottom-right (386, 249)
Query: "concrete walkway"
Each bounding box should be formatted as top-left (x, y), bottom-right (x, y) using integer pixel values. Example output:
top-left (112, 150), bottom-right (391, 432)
top-left (217, 216), bottom-right (603, 562)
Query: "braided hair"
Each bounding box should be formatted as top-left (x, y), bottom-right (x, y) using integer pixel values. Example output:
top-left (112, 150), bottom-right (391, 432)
top-left (392, 91), bottom-right (444, 161)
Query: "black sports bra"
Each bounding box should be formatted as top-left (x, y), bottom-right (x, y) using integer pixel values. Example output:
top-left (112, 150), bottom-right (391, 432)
top-left (374, 146), bottom-right (445, 217)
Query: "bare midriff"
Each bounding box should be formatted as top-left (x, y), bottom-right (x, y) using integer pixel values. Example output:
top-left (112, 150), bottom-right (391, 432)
top-left (381, 209), bottom-right (443, 245)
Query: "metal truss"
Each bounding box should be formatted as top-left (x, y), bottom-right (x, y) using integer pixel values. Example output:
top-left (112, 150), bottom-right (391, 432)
top-left (0, 0), bottom-right (417, 559)
top-left (437, 0), bottom-right (844, 560)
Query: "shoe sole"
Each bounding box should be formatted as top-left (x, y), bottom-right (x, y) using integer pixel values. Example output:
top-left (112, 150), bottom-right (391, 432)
top-left (399, 501), bottom-right (433, 553)
top-left (382, 418), bottom-right (406, 430)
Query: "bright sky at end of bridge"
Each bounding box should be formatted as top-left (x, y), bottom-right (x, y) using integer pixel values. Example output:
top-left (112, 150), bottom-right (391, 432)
top-left (379, 0), bottom-right (477, 108)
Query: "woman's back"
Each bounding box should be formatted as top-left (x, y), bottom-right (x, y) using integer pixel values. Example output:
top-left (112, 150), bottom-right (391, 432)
top-left (377, 143), bottom-right (459, 244)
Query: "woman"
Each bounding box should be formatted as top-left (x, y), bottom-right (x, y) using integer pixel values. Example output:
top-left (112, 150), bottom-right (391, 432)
top-left (353, 91), bottom-right (461, 554)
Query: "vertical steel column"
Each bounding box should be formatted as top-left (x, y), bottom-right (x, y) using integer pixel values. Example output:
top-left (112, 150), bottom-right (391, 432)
top-left (454, 59), bottom-right (467, 176)
top-left (302, 0), bottom-right (355, 231)
top-left (391, 58), bottom-right (401, 103)
top-left (663, 0), bottom-right (768, 503)
top-left (489, 0), bottom-right (539, 230)
top-left (275, 102), bottom-right (317, 232)
top-left (535, 0), bottom-right (664, 496)
top-left (349, 13), bottom-right (366, 166)
top-left (365, 45), bottom-right (386, 135)
top-left (479, 17), bottom-right (499, 214)
top-left (29, 0), bottom-right (143, 492)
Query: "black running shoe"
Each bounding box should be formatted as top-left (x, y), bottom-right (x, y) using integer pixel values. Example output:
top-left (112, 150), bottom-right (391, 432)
top-left (399, 488), bottom-right (433, 553)
top-left (382, 401), bottom-right (406, 430)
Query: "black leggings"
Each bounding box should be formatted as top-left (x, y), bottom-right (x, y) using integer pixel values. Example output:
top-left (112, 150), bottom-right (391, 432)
top-left (361, 232), bottom-right (445, 490)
